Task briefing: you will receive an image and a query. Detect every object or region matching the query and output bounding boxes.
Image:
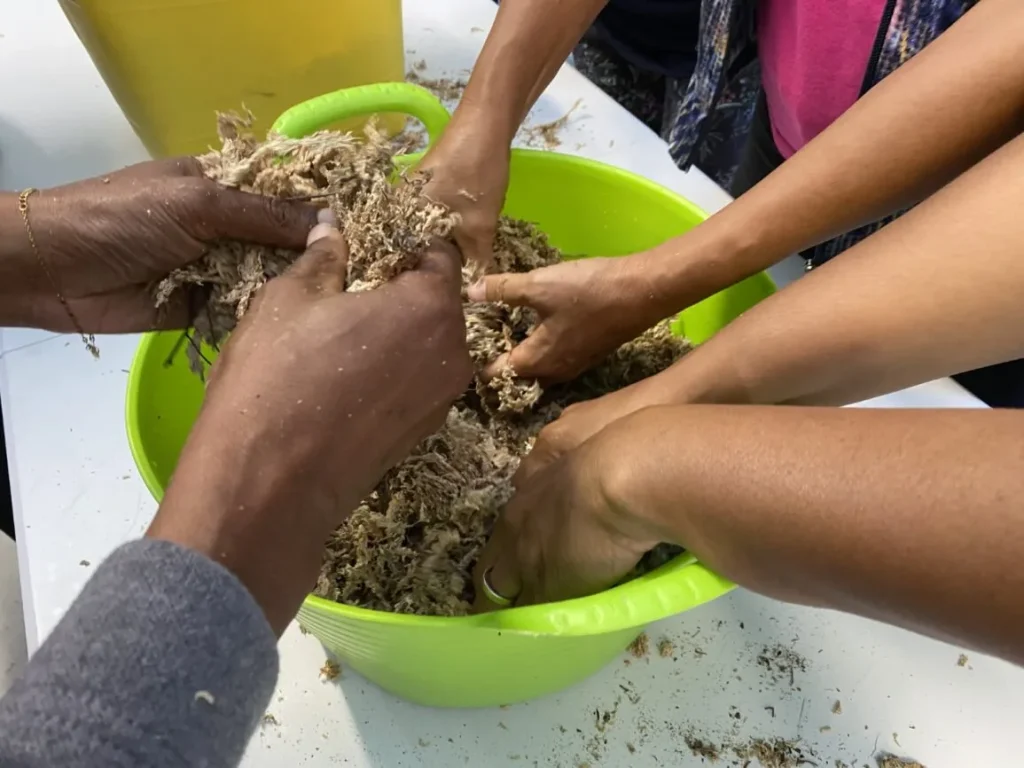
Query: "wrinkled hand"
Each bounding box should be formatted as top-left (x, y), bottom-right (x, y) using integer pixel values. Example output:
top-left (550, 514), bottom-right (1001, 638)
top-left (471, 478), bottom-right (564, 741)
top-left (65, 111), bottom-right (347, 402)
top-left (14, 157), bottom-right (317, 333)
top-left (418, 114), bottom-right (510, 269)
top-left (197, 224), bottom-right (473, 520)
top-left (153, 222), bottom-right (473, 631)
top-left (467, 255), bottom-right (670, 384)
top-left (473, 428), bottom-right (660, 610)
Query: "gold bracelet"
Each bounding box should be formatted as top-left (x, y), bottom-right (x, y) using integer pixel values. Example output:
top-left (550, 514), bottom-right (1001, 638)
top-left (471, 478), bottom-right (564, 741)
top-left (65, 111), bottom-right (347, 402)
top-left (18, 188), bottom-right (99, 358)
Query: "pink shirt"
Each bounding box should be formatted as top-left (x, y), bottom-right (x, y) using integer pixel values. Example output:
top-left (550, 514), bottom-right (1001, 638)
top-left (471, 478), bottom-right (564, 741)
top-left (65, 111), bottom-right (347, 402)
top-left (758, 0), bottom-right (888, 159)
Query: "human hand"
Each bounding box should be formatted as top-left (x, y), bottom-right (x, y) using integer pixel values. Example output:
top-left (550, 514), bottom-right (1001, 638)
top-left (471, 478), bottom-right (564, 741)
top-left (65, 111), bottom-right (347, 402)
top-left (513, 373), bottom-right (665, 490)
top-left (4, 157), bottom-right (317, 333)
top-left (150, 221), bottom-right (472, 632)
top-left (467, 254), bottom-right (671, 383)
top-left (473, 424), bottom-right (663, 610)
top-left (418, 110), bottom-right (510, 269)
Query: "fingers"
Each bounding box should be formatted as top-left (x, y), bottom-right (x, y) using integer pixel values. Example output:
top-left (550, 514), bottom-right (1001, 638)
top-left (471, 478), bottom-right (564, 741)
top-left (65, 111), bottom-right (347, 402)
top-left (512, 438), bottom-right (563, 491)
top-left (385, 240), bottom-right (462, 301)
top-left (306, 208), bottom-right (341, 247)
top-left (158, 156), bottom-right (206, 178)
top-left (473, 514), bottom-right (525, 614)
top-left (466, 272), bottom-right (533, 306)
top-left (286, 211), bottom-right (349, 294)
top-left (412, 239), bottom-right (465, 297)
top-left (454, 229), bottom-right (496, 273)
top-left (512, 415), bottom-right (578, 489)
top-left (481, 352), bottom-right (512, 382)
top-left (194, 179), bottom-right (320, 250)
top-left (385, 240), bottom-right (474, 405)
top-left (481, 324), bottom-right (551, 382)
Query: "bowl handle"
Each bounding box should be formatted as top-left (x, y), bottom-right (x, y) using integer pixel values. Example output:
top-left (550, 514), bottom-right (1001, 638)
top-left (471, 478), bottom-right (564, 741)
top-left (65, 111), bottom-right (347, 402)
top-left (271, 82), bottom-right (451, 145)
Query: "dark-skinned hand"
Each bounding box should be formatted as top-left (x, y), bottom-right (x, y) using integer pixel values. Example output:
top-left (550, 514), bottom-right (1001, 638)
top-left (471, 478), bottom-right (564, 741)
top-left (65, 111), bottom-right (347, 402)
top-left (150, 221), bottom-right (473, 633)
top-left (2, 157), bottom-right (317, 333)
top-left (466, 255), bottom-right (671, 384)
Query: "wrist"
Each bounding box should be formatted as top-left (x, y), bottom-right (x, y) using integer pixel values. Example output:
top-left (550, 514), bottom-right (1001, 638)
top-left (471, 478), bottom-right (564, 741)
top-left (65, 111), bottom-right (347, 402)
top-left (595, 337), bottom-right (751, 418)
top-left (592, 405), bottom-right (782, 593)
top-left (445, 98), bottom-right (519, 149)
top-left (587, 412), bottom-right (682, 551)
top-left (0, 187), bottom-right (89, 329)
top-left (0, 192), bottom-right (47, 325)
top-left (654, 341), bottom-right (755, 406)
top-left (637, 204), bottom-right (775, 315)
top-left (593, 407), bottom-right (736, 574)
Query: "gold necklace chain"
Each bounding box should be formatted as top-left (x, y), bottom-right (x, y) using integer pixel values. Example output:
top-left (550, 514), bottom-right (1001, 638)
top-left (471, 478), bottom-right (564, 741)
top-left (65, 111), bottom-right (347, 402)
top-left (18, 188), bottom-right (99, 358)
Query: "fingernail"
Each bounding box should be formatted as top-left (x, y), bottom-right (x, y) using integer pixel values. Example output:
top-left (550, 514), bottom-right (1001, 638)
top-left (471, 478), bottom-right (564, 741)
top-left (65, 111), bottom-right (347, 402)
top-left (307, 222), bottom-right (336, 246)
top-left (317, 208), bottom-right (338, 226)
top-left (467, 280), bottom-right (485, 302)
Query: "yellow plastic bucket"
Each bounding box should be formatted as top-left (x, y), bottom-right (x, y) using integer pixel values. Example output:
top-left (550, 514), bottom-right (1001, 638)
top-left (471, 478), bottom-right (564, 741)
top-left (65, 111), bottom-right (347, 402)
top-left (59, 0), bottom-right (405, 157)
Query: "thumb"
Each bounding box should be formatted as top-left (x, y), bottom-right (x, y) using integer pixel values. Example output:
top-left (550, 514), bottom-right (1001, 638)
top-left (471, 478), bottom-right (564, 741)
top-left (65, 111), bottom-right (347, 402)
top-left (481, 324), bottom-right (550, 381)
top-left (200, 180), bottom-right (319, 250)
top-left (414, 239), bottom-right (465, 297)
top-left (466, 272), bottom-right (533, 306)
top-left (286, 211), bottom-right (349, 293)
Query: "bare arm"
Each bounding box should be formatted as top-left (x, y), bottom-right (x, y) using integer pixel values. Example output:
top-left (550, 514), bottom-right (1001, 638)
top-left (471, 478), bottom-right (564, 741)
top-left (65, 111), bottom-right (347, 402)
top-left (600, 405), bottom-right (1024, 664)
top-left (456, 0), bottom-right (607, 141)
top-left (635, 0), bottom-right (1024, 315)
top-left (628, 121), bottom-right (1024, 409)
top-left (419, 0), bottom-right (607, 264)
top-left (458, 0), bottom-right (1024, 384)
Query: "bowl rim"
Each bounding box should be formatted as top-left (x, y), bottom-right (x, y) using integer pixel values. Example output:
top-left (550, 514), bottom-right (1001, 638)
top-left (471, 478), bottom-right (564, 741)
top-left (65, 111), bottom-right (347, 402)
top-left (126, 148), bottom-right (754, 637)
top-left (126, 333), bottom-right (735, 638)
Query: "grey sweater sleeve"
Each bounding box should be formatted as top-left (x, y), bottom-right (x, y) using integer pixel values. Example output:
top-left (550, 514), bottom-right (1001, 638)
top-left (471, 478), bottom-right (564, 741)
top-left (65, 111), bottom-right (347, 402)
top-left (0, 539), bottom-right (279, 767)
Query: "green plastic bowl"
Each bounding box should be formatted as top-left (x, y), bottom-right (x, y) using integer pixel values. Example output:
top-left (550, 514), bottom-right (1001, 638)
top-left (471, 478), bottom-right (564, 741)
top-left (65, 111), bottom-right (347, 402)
top-left (126, 84), bottom-right (775, 707)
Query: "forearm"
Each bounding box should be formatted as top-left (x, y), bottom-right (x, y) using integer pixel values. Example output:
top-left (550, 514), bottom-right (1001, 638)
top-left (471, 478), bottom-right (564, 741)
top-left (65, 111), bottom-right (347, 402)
top-left (603, 405), bottom-right (1024, 664)
top-left (637, 125), bottom-right (1024, 408)
top-left (642, 0), bottom-right (1024, 309)
top-left (148, 402), bottom-right (349, 637)
top-left (456, 0), bottom-right (607, 142)
top-left (148, 461), bottom-right (329, 638)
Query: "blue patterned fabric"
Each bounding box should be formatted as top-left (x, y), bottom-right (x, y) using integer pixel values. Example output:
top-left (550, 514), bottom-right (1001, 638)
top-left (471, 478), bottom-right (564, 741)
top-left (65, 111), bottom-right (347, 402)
top-left (810, 0), bottom-right (978, 265)
top-left (663, 0), bottom-right (977, 266)
top-left (665, 0), bottom-right (751, 169)
top-left (507, 0), bottom-right (976, 261)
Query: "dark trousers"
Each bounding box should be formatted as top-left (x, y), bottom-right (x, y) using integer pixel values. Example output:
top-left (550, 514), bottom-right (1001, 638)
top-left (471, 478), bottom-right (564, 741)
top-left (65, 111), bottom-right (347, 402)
top-left (731, 93), bottom-right (1024, 408)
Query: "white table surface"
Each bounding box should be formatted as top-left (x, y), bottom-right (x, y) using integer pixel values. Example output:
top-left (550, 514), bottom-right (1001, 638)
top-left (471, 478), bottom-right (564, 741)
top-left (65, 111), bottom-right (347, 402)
top-left (2, 2), bottom-right (1020, 766)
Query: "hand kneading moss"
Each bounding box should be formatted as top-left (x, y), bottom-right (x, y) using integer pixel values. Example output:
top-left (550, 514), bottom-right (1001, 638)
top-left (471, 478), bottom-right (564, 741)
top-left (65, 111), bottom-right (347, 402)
top-left (156, 114), bottom-right (689, 615)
